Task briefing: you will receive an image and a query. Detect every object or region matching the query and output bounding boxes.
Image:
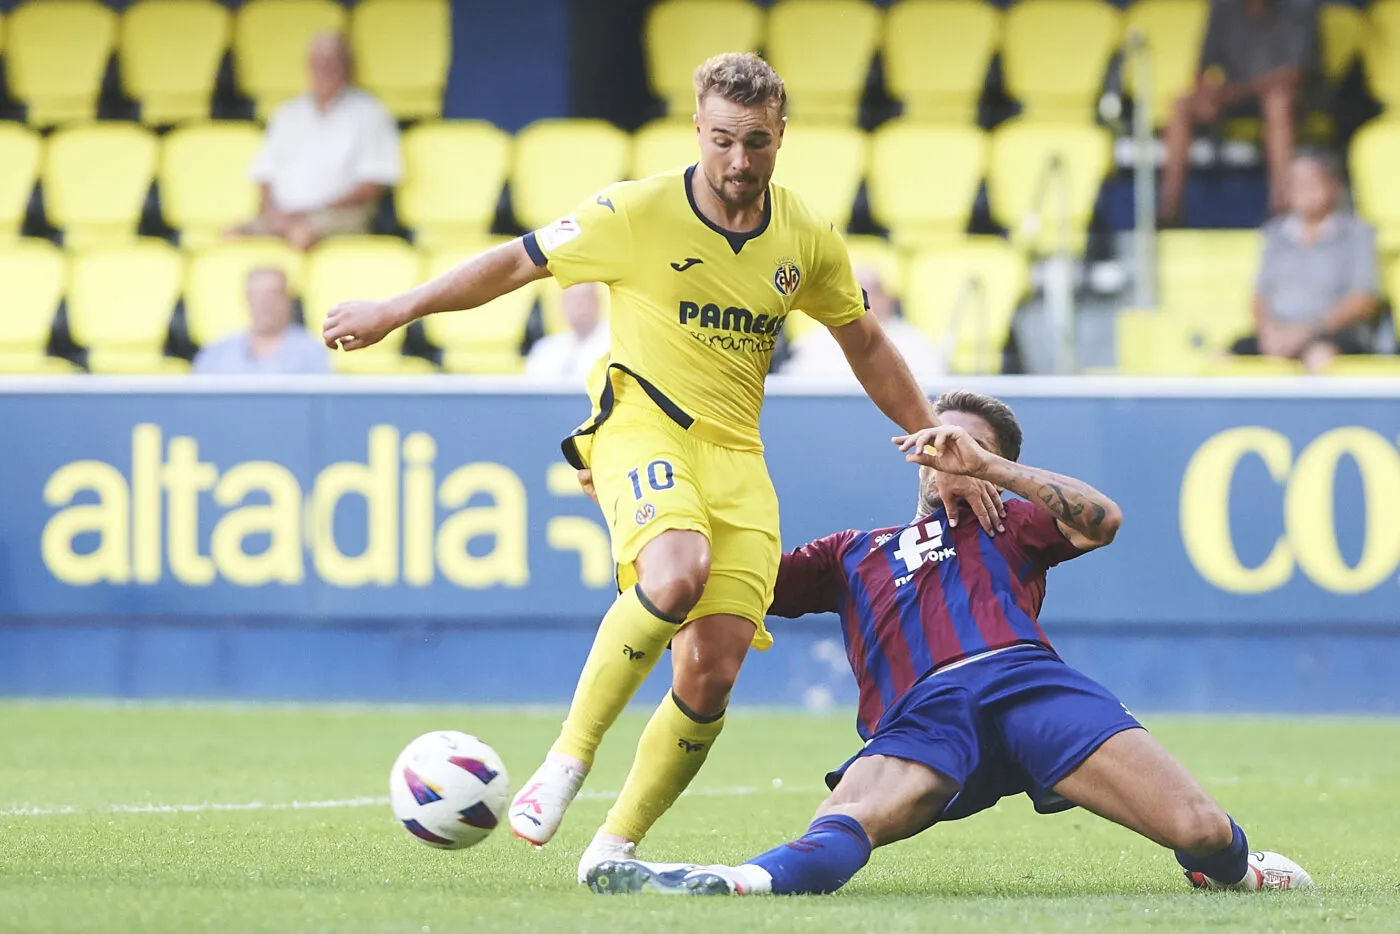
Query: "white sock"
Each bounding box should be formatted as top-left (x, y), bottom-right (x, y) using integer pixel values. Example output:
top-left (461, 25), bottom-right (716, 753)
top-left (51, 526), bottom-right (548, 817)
top-left (732, 863), bottom-right (773, 895)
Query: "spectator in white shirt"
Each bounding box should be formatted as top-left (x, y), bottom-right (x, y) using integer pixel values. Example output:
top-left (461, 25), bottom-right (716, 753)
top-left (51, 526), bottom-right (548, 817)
top-left (194, 268), bottom-right (331, 374)
top-left (227, 33), bottom-right (401, 251)
top-left (782, 264), bottom-right (946, 385)
top-left (524, 283), bottom-right (610, 383)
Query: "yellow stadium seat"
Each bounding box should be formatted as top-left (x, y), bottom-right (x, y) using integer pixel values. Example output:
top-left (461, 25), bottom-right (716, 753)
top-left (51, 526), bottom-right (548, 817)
top-left (511, 119), bottom-right (631, 231)
top-left (1321, 3), bottom-right (1364, 86)
top-left (1323, 354), bottom-right (1400, 376)
top-left (1350, 119), bottom-right (1400, 256)
top-left (631, 119), bottom-right (697, 180)
top-left (644, 0), bottom-right (765, 118)
top-left (771, 124), bottom-right (866, 229)
top-left (0, 354), bottom-right (84, 375)
top-left (351, 0), bottom-right (450, 121)
top-left (120, 0), bottom-right (230, 126)
top-left (67, 240), bottom-right (183, 370)
top-left (538, 279), bottom-right (610, 336)
top-left (868, 121), bottom-right (986, 250)
top-left (421, 241), bottom-right (536, 372)
top-left (0, 239), bottom-right (66, 362)
top-left (304, 236), bottom-right (421, 355)
top-left (1200, 356), bottom-right (1306, 377)
top-left (883, 0), bottom-right (1000, 124)
top-left (1364, 0), bottom-right (1400, 111)
top-left (1157, 229), bottom-right (1261, 348)
top-left (1113, 308), bottom-right (1209, 374)
top-left (159, 122), bottom-right (262, 249)
top-left (987, 119), bottom-right (1112, 256)
top-left (234, 0), bottom-right (347, 120)
top-left (0, 123), bottom-right (41, 244)
top-left (765, 0), bottom-right (882, 124)
top-left (1002, 0), bottom-right (1122, 122)
top-left (6, 0), bottom-right (116, 127)
top-left (185, 239), bottom-right (306, 347)
top-left (1122, 0), bottom-right (1209, 129)
top-left (398, 121), bottom-right (511, 248)
top-left (43, 123), bottom-right (159, 249)
top-left (902, 240), bottom-right (1028, 373)
top-left (843, 234), bottom-right (906, 298)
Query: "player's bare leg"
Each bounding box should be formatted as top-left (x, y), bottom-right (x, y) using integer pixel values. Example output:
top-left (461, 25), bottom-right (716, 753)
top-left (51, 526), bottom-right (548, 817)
top-left (509, 530), bottom-right (709, 847)
top-left (1052, 728), bottom-right (1314, 890)
top-left (588, 754), bottom-right (957, 895)
top-left (578, 611), bottom-right (754, 881)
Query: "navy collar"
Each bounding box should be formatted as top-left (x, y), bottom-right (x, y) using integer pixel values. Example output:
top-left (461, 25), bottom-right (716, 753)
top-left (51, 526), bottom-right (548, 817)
top-left (684, 165), bottom-right (772, 255)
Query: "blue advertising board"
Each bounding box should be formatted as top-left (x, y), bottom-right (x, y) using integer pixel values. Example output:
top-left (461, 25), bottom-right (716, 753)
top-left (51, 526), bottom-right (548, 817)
top-left (1, 375), bottom-right (1398, 710)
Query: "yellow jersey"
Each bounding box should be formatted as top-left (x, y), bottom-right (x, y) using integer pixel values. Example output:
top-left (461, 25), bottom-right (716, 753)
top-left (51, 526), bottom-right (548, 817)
top-left (523, 166), bottom-right (866, 464)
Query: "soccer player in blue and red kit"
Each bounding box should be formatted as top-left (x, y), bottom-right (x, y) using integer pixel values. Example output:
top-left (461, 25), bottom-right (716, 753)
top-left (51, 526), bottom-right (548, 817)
top-left (585, 390), bottom-right (1314, 897)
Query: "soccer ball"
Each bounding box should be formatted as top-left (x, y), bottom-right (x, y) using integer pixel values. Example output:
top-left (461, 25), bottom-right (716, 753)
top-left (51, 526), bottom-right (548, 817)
top-left (389, 731), bottom-right (510, 849)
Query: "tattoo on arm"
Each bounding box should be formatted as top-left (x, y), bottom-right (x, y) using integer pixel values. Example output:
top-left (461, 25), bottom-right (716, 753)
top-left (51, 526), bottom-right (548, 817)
top-left (983, 460), bottom-right (1119, 543)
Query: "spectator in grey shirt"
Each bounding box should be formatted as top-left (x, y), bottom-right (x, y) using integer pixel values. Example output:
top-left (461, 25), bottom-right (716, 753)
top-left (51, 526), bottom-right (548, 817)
top-left (1161, 0), bottom-right (1319, 222)
top-left (194, 267), bottom-right (332, 375)
top-left (1231, 152), bottom-right (1378, 373)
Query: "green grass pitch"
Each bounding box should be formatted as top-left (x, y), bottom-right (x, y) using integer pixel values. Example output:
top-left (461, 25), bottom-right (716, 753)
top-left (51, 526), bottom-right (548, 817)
top-left (2, 703), bottom-right (1398, 933)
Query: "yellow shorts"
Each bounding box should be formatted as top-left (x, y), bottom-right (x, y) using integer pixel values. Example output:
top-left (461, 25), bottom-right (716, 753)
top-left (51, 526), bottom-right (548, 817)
top-left (588, 401), bottom-right (779, 650)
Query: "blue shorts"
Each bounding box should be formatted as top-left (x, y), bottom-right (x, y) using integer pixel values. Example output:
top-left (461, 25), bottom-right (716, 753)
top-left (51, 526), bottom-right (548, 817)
top-left (825, 644), bottom-right (1142, 827)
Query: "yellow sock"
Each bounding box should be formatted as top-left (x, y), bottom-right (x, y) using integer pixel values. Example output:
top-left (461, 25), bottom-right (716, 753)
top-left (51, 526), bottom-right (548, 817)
top-left (550, 584), bottom-right (683, 768)
top-left (601, 691), bottom-right (726, 843)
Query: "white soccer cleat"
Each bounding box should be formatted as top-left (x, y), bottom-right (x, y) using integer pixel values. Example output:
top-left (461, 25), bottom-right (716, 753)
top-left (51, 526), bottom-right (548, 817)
top-left (1185, 851), bottom-right (1315, 892)
top-left (507, 756), bottom-right (587, 846)
top-left (577, 833), bottom-right (638, 884)
top-left (586, 859), bottom-right (744, 896)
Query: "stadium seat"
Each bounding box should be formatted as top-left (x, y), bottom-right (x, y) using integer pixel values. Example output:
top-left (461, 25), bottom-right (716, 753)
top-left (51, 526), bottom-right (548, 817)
top-left (1001, 0), bottom-right (1122, 123)
top-left (843, 234), bottom-right (906, 299)
top-left (1121, 0), bottom-right (1209, 129)
top-left (1323, 354), bottom-right (1400, 376)
top-left (510, 119), bottom-right (631, 231)
top-left (5, 0), bottom-right (117, 126)
top-left (644, 0), bottom-right (765, 118)
top-left (1364, 0), bottom-right (1400, 112)
top-left (0, 239), bottom-right (66, 368)
top-left (119, 0), bottom-right (231, 126)
top-left (66, 239), bottom-right (184, 373)
top-left (539, 278), bottom-right (610, 336)
top-left (1320, 3), bottom-right (1364, 88)
top-left (1156, 229), bottom-right (1261, 349)
top-left (631, 120), bottom-right (698, 180)
top-left (303, 236), bottom-right (422, 357)
top-left (185, 238), bottom-right (305, 348)
top-left (398, 121), bottom-right (512, 248)
top-left (159, 122), bottom-right (262, 249)
top-left (868, 122), bottom-right (986, 250)
top-left (234, 0), bottom-right (348, 120)
top-left (1350, 119), bottom-right (1400, 256)
top-left (771, 124), bottom-right (867, 229)
top-left (902, 240), bottom-right (1029, 374)
top-left (351, 0), bottom-right (450, 121)
top-left (882, 0), bottom-right (1000, 124)
top-left (986, 119), bottom-right (1112, 256)
top-left (1113, 308), bottom-right (1209, 374)
top-left (424, 242), bottom-right (536, 372)
top-left (764, 0), bottom-right (882, 124)
top-left (1199, 356), bottom-right (1305, 377)
top-left (43, 123), bottom-right (159, 249)
top-left (0, 123), bottom-right (41, 244)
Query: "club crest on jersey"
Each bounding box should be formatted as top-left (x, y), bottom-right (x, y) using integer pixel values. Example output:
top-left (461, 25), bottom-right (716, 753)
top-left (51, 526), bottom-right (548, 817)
top-left (635, 502), bottom-right (657, 526)
top-left (537, 213), bottom-right (582, 252)
top-left (772, 258), bottom-right (801, 296)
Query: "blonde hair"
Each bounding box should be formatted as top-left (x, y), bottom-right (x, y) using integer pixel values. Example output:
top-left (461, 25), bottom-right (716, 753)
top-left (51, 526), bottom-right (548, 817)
top-left (693, 52), bottom-right (786, 115)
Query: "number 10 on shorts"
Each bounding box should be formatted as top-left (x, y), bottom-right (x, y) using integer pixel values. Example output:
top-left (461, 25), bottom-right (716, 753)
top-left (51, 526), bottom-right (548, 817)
top-left (628, 459), bottom-right (675, 499)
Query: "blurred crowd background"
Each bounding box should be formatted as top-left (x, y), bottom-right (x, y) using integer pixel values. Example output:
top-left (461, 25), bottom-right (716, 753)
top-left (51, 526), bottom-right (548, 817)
top-left (2, 0), bottom-right (1399, 380)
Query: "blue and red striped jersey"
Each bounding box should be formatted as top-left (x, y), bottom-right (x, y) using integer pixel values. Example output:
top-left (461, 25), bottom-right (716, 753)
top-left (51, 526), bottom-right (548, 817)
top-left (770, 499), bottom-right (1088, 739)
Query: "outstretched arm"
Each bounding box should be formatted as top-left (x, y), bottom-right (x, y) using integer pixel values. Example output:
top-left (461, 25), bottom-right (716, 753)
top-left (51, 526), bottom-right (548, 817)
top-left (898, 425), bottom-right (1121, 550)
top-left (323, 239), bottom-right (550, 351)
top-left (830, 314), bottom-right (939, 434)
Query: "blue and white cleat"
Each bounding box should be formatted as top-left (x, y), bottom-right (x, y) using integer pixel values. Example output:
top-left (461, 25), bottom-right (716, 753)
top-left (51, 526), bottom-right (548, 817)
top-left (586, 859), bottom-right (741, 896)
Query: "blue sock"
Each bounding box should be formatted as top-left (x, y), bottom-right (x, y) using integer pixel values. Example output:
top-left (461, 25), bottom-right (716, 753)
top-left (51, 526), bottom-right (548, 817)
top-left (745, 814), bottom-right (873, 894)
top-left (1175, 817), bottom-right (1249, 885)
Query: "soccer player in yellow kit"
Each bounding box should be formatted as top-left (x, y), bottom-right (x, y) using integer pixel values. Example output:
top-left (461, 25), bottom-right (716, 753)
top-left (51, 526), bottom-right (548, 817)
top-left (322, 52), bottom-right (1004, 882)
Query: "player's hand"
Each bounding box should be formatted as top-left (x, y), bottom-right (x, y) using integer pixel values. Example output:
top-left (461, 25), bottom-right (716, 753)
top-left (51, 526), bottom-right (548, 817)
top-left (577, 469), bottom-right (598, 504)
top-left (322, 298), bottom-right (407, 351)
top-left (934, 472), bottom-right (1006, 534)
top-left (894, 425), bottom-right (991, 475)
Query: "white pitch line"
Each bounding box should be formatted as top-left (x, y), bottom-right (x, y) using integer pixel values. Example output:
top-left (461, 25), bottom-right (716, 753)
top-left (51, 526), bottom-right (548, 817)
top-left (1, 783), bottom-right (814, 819)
